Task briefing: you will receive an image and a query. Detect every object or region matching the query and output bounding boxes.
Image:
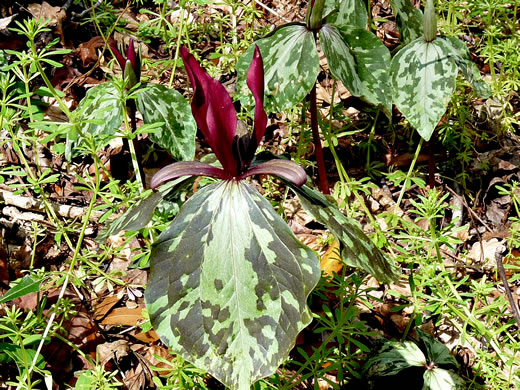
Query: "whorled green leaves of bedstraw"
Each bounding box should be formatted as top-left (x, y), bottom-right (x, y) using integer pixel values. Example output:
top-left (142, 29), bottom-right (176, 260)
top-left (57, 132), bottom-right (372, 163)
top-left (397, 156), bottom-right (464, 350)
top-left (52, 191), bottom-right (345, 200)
top-left (145, 180), bottom-right (320, 390)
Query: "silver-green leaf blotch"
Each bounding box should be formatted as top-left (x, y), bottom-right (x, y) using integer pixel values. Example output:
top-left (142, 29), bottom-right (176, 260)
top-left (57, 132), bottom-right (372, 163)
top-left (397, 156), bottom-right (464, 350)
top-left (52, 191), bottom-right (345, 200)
top-left (391, 38), bottom-right (458, 141)
top-left (321, 25), bottom-right (392, 116)
top-left (290, 184), bottom-right (400, 284)
top-left (423, 368), bottom-right (466, 390)
top-left (145, 181), bottom-right (320, 390)
top-left (441, 36), bottom-right (491, 98)
top-left (136, 83), bottom-right (197, 161)
top-left (389, 0), bottom-right (424, 44)
top-left (76, 82), bottom-right (123, 139)
top-left (363, 340), bottom-right (426, 377)
top-left (325, 0), bottom-right (368, 29)
top-left (237, 24), bottom-right (319, 113)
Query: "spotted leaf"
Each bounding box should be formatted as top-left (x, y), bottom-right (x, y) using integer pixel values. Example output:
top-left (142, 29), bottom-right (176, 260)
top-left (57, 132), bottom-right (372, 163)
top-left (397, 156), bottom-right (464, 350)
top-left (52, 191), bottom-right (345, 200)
top-left (145, 180), bottom-right (320, 390)
top-left (325, 0), bottom-right (368, 29)
top-left (441, 36), bottom-right (491, 98)
top-left (320, 25), bottom-right (392, 116)
top-left (97, 177), bottom-right (192, 243)
top-left (362, 340), bottom-right (426, 378)
top-left (137, 83), bottom-right (197, 161)
top-left (389, 0), bottom-right (424, 44)
top-left (390, 37), bottom-right (458, 141)
top-left (290, 184), bottom-right (400, 284)
top-left (236, 24), bottom-right (319, 113)
top-left (75, 82), bottom-right (123, 140)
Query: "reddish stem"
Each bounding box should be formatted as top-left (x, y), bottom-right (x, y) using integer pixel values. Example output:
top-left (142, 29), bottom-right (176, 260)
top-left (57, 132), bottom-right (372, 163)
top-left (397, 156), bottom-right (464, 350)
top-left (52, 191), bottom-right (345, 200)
top-left (309, 82), bottom-right (329, 194)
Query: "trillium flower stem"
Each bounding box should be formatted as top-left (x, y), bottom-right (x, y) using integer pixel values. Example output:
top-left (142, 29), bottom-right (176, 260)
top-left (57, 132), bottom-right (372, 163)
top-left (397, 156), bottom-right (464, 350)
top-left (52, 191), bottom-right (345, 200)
top-left (309, 70), bottom-right (330, 194)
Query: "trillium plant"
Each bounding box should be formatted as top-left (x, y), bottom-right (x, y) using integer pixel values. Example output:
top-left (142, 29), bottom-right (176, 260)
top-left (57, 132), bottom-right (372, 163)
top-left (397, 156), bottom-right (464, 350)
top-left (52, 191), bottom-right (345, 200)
top-left (101, 45), bottom-right (398, 389)
top-left (145, 46), bottom-right (321, 390)
top-left (69, 37), bottom-right (196, 167)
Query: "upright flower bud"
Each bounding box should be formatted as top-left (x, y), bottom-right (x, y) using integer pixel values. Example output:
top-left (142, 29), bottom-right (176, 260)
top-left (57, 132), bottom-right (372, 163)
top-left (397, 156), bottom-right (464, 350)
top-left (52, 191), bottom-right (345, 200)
top-left (306, 0), bottom-right (325, 31)
top-left (423, 0), bottom-right (437, 42)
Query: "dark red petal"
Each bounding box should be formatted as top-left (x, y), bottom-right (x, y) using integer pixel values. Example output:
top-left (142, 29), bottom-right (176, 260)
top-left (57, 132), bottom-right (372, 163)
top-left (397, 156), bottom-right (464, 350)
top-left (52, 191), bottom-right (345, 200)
top-left (151, 161), bottom-right (231, 189)
top-left (247, 45), bottom-right (268, 151)
top-left (110, 44), bottom-right (126, 71)
top-left (127, 38), bottom-right (137, 70)
top-left (239, 160), bottom-right (307, 187)
top-left (180, 47), bottom-right (238, 176)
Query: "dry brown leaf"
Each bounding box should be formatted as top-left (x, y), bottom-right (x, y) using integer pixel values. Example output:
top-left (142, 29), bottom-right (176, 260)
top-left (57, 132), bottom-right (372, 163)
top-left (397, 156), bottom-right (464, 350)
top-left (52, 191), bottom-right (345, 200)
top-left (93, 294), bottom-right (121, 321)
top-left (0, 14), bottom-right (16, 30)
top-left (101, 306), bottom-right (145, 326)
top-left (124, 363), bottom-right (147, 390)
top-left (131, 329), bottom-right (160, 343)
top-left (28, 2), bottom-right (65, 25)
top-left (97, 340), bottom-right (130, 367)
top-left (320, 240), bottom-right (343, 278)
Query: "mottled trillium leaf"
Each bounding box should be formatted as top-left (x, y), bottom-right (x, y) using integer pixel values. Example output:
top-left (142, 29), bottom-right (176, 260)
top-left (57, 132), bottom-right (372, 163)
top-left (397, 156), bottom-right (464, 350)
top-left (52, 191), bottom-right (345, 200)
top-left (423, 368), bottom-right (466, 390)
top-left (388, 0), bottom-right (424, 44)
top-left (237, 24), bottom-right (319, 113)
top-left (320, 25), bottom-right (392, 116)
top-left (75, 82), bottom-right (123, 139)
top-left (289, 184), bottom-right (400, 284)
top-left (136, 84), bottom-right (197, 161)
top-left (390, 38), bottom-right (458, 141)
top-left (417, 329), bottom-right (458, 368)
top-left (97, 177), bottom-right (193, 243)
top-left (325, 0), bottom-right (368, 29)
top-left (145, 180), bottom-right (320, 390)
top-left (362, 340), bottom-right (426, 378)
top-left (441, 36), bottom-right (491, 98)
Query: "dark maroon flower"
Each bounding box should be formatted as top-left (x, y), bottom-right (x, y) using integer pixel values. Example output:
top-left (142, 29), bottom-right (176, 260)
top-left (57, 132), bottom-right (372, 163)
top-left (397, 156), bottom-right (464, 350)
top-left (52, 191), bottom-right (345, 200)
top-left (111, 38), bottom-right (141, 87)
top-left (150, 46), bottom-right (306, 189)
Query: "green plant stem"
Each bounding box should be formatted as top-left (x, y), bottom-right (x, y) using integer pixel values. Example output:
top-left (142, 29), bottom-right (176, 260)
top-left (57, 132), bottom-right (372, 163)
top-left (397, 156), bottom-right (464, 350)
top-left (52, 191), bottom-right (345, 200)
top-left (122, 102), bottom-right (145, 191)
top-left (26, 157), bottom-right (102, 380)
top-left (395, 137), bottom-right (424, 211)
top-left (168, 1), bottom-right (189, 88)
top-left (427, 133), bottom-right (436, 188)
top-left (309, 82), bottom-right (329, 194)
top-left (427, 218), bottom-right (506, 364)
top-left (365, 111), bottom-right (380, 173)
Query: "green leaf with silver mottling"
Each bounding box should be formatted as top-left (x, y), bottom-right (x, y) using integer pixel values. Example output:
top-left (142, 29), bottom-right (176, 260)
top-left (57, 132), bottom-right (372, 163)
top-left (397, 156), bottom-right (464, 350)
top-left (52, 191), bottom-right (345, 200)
top-left (137, 83), bottom-right (197, 161)
top-left (290, 184), bottom-right (400, 284)
top-left (320, 24), bottom-right (362, 98)
top-left (325, 0), bottom-right (368, 29)
top-left (96, 177), bottom-right (192, 243)
top-left (417, 329), bottom-right (458, 368)
top-left (388, 0), bottom-right (424, 44)
top-left (441, 36), bottom-right (491, 98)
top-left (390, 37), bottom-right (458, 141)
top-left (423, 368), bottom-right (466, 390)
top-left (362, 340), bottom-right (426, 377)
top-left (76, 82), bottom-right (123, 139)
top-left (237, 24), bottom-right (319, 113)
top-left (321, 25), bottom-right (392, 116)
top-left (340, 27), bottom-right (392, 116)
top-left (145, 180), bottom-right (320, 390)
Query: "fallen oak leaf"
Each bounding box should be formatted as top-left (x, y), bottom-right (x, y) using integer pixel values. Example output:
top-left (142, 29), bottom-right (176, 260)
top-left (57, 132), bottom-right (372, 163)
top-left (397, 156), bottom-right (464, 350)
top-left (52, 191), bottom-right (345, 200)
top-left (100, 306), bottom-right (145, 326)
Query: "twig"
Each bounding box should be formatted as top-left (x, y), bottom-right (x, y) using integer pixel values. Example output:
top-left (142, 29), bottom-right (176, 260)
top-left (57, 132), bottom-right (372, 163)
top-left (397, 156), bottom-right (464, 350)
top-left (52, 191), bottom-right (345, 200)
top-left (71, 0), bottom-right (104, 19)
top-left (252, 0), bottom-right (291, 23)
top-left (495, 245), bottom-right (520, 328)
top-left (445, 185), bottom-right (493, 232)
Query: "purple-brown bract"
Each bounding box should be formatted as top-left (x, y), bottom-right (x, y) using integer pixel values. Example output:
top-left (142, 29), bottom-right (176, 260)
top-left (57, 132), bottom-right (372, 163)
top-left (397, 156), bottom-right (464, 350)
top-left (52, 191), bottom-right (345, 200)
top-left (150, 46), bottom-right (306, 189)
